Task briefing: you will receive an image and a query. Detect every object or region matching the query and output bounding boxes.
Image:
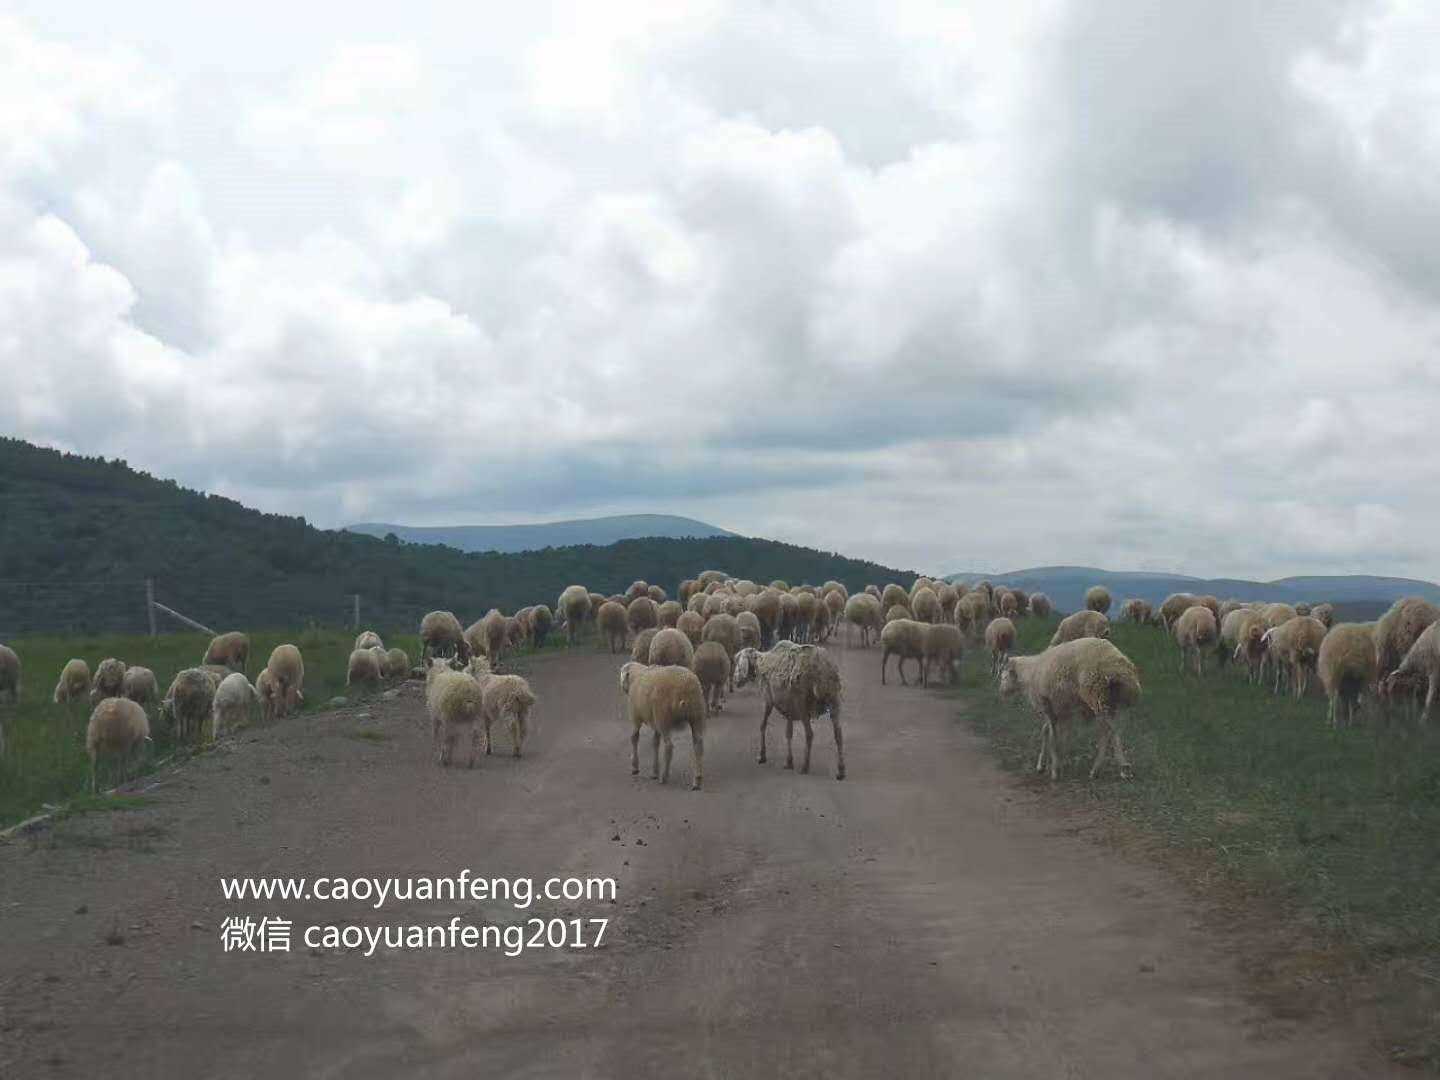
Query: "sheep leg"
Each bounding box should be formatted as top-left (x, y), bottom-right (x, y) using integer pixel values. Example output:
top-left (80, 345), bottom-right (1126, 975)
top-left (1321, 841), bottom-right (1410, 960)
top-left (898, 656), bottom-right (909, 686)
top-left (758, 701), bottom-right (771, 764)
top-left (881, 649), bottom-right (889, 685)
top-left (1423, 677), bottom-right (1437, 727)
top-left (630, 723), bottom-right (641, 775)
top-left (1089, 724), bottom-right (1110, 779)
top-left (469, 726), bottom-right (481, 768)
top-left (89, 758), bottom-right (98, 794)
top-left (511, 718), bottom-right (522, 757)
top-left (799, 715), bottom-right (814, 774)
top-left (690, 730), bottom-right (703, 791)
top-left (660, 733), bottom-right (674, 785)
top-left (829, 710), bottom-right (846, 780)
top-left (1110, 723), bottom-right (1132, 779)
top-left (784, 716), bottom-right (795, 770)
top-left (1034, 719), bottom-right (1049, 775)
top-left (484, 718), bottom-right (494, 755)
top-left (652, 730), bottom-right (661, 780)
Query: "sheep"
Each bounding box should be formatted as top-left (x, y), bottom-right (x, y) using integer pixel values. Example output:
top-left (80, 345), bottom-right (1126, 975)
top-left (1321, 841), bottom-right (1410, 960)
top-left (1260, 603), bottom-right (1298, 630)
top-left (524, 604), bottom-right (552, 649)
top-left (382, 647), bottom-right (411, 680)
top-left (53, 658), bottom-right (91, 704)
top-left (672, 609), bottom-right (705, 648)
top-left (1119, 598), bottom-right (1153, 625)
top-left (425, 660), bottom-right (485, 767)
top-left (1384, 621), bottom-right (1440, 725)
top-left (89, 658), bottom-right (126, 706)
top-left (794, 591), bottom-right (819, 641)
top-left (922, 623), bottom-right (965, 686)
top-left (885, 603), bottom-right (914, 625)
top-left (1159, 593), bottom-right (1197, 631)
top-left (211, 671), bottom-right (258, 740)
top-left (160, 667), bottom-right (224, 742)
top-left (1009, 588), bottom-right (1030, 616)
top-left (619, 662), bottom-right (706, 789)
top-left (1081, 585), bottom-right (1111, 615)
top-left (998, 637), bottom-right (1142, 781)
top-left (985, 617), bottom-right (1017, 676)
top-left (0, 644), bottom-right (19, 705)
top-left (1310, 603), bottom-right (1334, 629)
top-left (655, 600), bottom-right (683, 629)
top-left (843, 593), bottom-right (882, 647)
top-left (823, 588), bottom-right (846, 627)
top-left (701, 614), bottom-right (741, 688)
top-left (354, 630), bottom-right (384, 651)
top-left (201, 631), bottom-right (251, 675)
top-left (736, 610), bottom-right (762, 649)
top-left (1050, 610), bottom-right (1110, 647)
top-left (86, 697), bottom-right (151, 792)
top-left (264, 644), bottom-right (305, 719)
top-left (624, 581), bottom-right (650, 604)
top-left (627, 596), bottom-right (660, 637)
top-left (811, 598), bottom-right (833, 644)
top-left (690, 641), bottom-right (731, 714)
top-left (997, 591), bottom-right (1018, 619)
top-left (466, 657), bottom-right (537, 757)
top-left (1226, 610), bottom-right (1269, 683)
top-left (420, 611), bottom-right (470, 666)
top-left (557, 585), bottom-right (592, 645)
top-left (255, 668), bottom-right (277, 724)
top-left (649, 627), bottom-right (695, 668)
top-left (733, 642), bottom-right (845, 780)
top-left (596, 601), bottom-right (629, 653)
top-left (911, 586), bottom-right (941, 624)
top-left (750, 590), bottom-right (782, 648)
top-left (121, 666), bottom-right (158, 708)
top-left (1263, 615), bottom-right (1328, 698)
top-left (1028, 593), bottom-right (1052, 619)
top-left (1318, 623), bottom-right (1378, 729)
top-left (1375, 597), bottom-right (1440, 678)
top-left (1174, 605), bottom-right (1218, 675)
top-left (677, 579), bottom-right (700, 607)
top-left (881, 583), bottom-right (909, 612)
top-left (880, 619), bottom-right (927, 685)
top-left (631, 628), bottom-right (660, 664)
top-left (955, 593), bottom-right (987, 637)
top-left (467, 608), bottom-right (503, 667)
top-left (1216, 600), bottom-right (1244, 627)
top-left (346, 647), bottom-right (383, 690)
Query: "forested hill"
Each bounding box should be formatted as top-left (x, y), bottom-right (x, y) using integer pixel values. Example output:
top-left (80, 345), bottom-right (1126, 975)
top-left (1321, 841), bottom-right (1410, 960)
top-left (0, 439), bottom-right (917, 636)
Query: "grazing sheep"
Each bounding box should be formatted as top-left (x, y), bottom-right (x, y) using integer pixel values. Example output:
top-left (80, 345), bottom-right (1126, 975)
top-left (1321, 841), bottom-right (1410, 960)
top-left (911, 586), bottom-right (941, 624)
top-left (998, 638), bottom-right (1142, 780)
top-left (1084, 586), bottom-right (1112, 614)
top-left (526, 605), bottom-right (552, 649)
top-left (467, 657), bottom-right (537, 757)
top-left (1260, 603), bottom-right (1298, 630)
top-left (1120, 598), bottom-right (1153, 625)
top-left (474, 609), bottom-right (506, 667)
top-left (1384, 621), bottom-right (1440, 725)
top-left (1050, 610), bottom-right (1110, 647)
top-left (619, 663), bottom-right (706, 790)
top-left (922, 623), bottom-right (965, 686)
top-left (53, 658), bottom-right (91, 704)
top-left (1263, 616), bottom-right (1328, 698)
top-left (255, 668), bottom-right (277, 724)
top-left (627, 596), bottom-right (660, 637)
top-left (354, 630), bottom-right (384, 651)
top-left (1159, 593), bottom-right (1197, 631)
top-left (0, 644), bottom-right (19, 705)
top-left (597, 601), bottom-right (629, 653)
top-left (631, 628), bottom-right (660, 664)
top-left (880, 619), bottom-right (927, 685)
top-left (692, 641), bottom-right (731, 713)
top-left (86, 697), bottom-right (151, 791)
top-left (558, 585), bottom-right (592, 645)
top-left (1174, 605), bottom-right (1218, 675)
top-left (649, 627), bottom-right (696, 668)
top-left (1311, 603), bottom-right (1334, 629)
top-left (264, 644), bottom-right (305, 719)
top-left (1010, 588), bottom-right (1030, 615)
top-left (844, 593), bottom-right (882, 647)
top-left (211, 672), bottom-right (258, 740)
top-left (425, 660), bottom-right (485, 767)
top-left (382, 647), bottom-right (411, 680)
top-left (1375, 597), bottom-right (1440, 679)
top-left (89, 658), bottom-right (126, 706)
top-left (1318, 623), bottom-right (1378, 729)
top-left (1226, 610), bottom-right (1270, 683)
top-left (997, 591), bottom-right (1018, 619)
top-left (346, 647), bottom-right (383, 690)
top-left (734, 643), bottom-right (845, 780)
top-left (1028, 593), bottom-right (1052, 619)
top-left (420, 611), bottom-right (470, 666)
top-left (985, 617), bottom-right (1017, 676)
top-left (120, 666), bottom-right (158, 708)
top-left (202, 631), bottom-right (251, 674)
top-left (160, 667), bottom-right (224, 742)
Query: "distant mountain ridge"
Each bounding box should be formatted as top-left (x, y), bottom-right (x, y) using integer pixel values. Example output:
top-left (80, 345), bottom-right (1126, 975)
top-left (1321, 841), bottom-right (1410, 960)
top-left (347, 514), bottom-right (737, 554)
top-left (945, 565), bottom-right (1440, 617)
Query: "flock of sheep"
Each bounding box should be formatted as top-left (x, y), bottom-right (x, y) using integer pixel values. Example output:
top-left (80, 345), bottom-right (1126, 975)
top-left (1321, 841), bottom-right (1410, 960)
top-left (3, 569), bottom-right (1437, 798)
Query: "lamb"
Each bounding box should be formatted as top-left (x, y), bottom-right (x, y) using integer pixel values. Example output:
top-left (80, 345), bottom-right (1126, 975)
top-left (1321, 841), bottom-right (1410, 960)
top-left (1174, 605), bottom-right (1218, 675)
top-left (1159, 593), bottom-right (1197, 631)
top-left (597, 601), bottom-right (630, 653)
top-left (530, 604), bottom-right (554, 649)
top-left (1384, 621), bottom-right (1440, 725)
top-left (0, 644), bottom-right (19, 705)
top-left (998, 637), bottom-right (1142, 781)
top-left (691, 641), bottom-right (731, 713)
top-left (649, 627), bottom-right (695, 667)
top-left (264, 643), bottom-right (305, 719)
top-left (53, 658), bottom-right (91, 704)
top-left (255, 668), bottom-right (277, 724)
top-left (86, 697), bottom-right (151, 792)
top-left (354, 630), bottom-right (384, 651)
top-left (627, 596), bottom-right (660, 636)
top-left (1262, 615), bottom-right (1328, 698)
top-left (1120, 598), bottom-right (1153, 625)
top-left (203, 631), bottom-right (251, 674)
top-left (985, 617), bottom-right (1017, 676)
top-left (922, 623), bottom-right (965, 686)
top-left (1028, 593), bottom-right (1052, 619)
top-left (880, 619), bottom-right (927, 685)
top-left (911, 586), bottom-right (941, 624)
top-left (1050, 610), bottom-right (1110, 647)
top-left (420, 611), bottom-right (470, 666)
top-left (733, 642), bottom-right (845, 780)
top-left (1318, 623), bottom-right (1378, 729)
top-left (843, 593), bottom-right (882, 647)
top-left (619, 662), bottom-right (706, 789)
top-left (558, 585), bottom-right (592, 645)
top-left (467, 657), bottom-right (537, 757)
top-left (88, 657), bottom-right (126, 706)
top-left (160, 667), bottom-right (224, 742)
top-left (346, 647), bottom-right (383, 690)
top-left (1085, 586), bottom-right (1112, 614)
top-left (425, 659), bottom-right (485, 767)
top-left (121, 666), bottom-right (159, 708)
top-left (211, 671), bottom-right (259, 740)
top-left (631, 628), bottom-right (660, 664)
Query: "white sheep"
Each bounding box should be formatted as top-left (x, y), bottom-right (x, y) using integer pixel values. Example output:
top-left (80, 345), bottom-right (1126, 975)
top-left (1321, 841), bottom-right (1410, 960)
top-left (53, 658), bottom-right (91, 704)
top-left (1084, 586), bottom-right (1112, 614)
top-left (121, 666), bottom-right (159, 708)
top-left (691, 641), bottom-right (732, 713)
top-left (1174, 605), bottom-right (1218, 675)
top-left (558, 585), bottom-right (592, 646)
top-left (346, 647), bottom-right (383, 690)
top-left (89, 657), bottom-right (126, 706)
top-left (1262, 615), bottom-right (1328, 698)
top-left (354, 630), bottom-right (384, 651)
top-left (619, 662), bottom-right (706, 789)
top-left (203, 631), bottom-right (251, 674)
top-left (264, 644), bottom-right (305, 719)
top-left (1028, 593), bottom-right (1052, 619)
top-left (467, 657), bottom-right (537, 757)
top-left (597, 601), bottom-right (630, 653)
top-left (1384, 620), bottom-right (1440, 725)
top-left (1050, 610), bottom-right (1109, 647)
top-left (86, 697), bottom-right (151, 792)
top-left (211, 671), bottom-right (258, 740)
top-left (648, 627), bottom-right (695, 667)
top-left (426, 659), bottom-right (485, 767)
top-left (984, 617), bottom-right (1016, 677)
top-left (843, 593), bottom-right (882, 647)
top-left (922, 623), bottom-right (965, 686)
top-left (0, 643), bottom-right (19, 705)
top-left (420, 610), bottom-right (470, 666)
top-left (733, 642), bottom-right (845, 780)
top-left (1318, 623), bottom-right (1378, 730)
top-left (880, 619), bottom-right (927, 685)
top-left (160, 667), bottom-right (224, 742)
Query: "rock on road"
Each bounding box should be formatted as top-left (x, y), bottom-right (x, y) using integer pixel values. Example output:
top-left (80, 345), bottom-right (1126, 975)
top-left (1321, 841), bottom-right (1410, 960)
top-left (0, 642), bottom-right (1399, 1078)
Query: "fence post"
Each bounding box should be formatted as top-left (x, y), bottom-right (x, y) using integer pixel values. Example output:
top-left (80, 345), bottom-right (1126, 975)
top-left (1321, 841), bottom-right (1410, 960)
top-left (352, 594), bottom-right (360, 632)
top-left (145, 579), bottom-right (157, 637)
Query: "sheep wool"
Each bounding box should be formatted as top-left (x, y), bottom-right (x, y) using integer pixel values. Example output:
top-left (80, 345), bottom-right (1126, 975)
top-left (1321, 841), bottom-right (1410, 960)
top-left (86, 697), bottom-right (150, 792)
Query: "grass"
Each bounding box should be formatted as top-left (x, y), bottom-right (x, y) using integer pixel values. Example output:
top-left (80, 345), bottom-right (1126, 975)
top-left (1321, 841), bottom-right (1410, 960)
top-left (953, 614), bottom-right (1440, 1069)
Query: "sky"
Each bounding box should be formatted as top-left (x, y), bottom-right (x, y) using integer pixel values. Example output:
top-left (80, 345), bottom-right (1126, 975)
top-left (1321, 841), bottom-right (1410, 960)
top-left (3, 1), bottom-right (1439, 580)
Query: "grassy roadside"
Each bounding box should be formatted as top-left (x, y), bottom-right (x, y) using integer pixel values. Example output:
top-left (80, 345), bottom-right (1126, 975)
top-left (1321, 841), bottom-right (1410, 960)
top-left (947, 614), bottom-right (1440, 1069)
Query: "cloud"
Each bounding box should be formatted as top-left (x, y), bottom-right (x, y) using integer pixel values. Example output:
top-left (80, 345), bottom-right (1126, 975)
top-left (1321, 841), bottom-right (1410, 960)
top-left (3, 1), bottom-right (1440, 580)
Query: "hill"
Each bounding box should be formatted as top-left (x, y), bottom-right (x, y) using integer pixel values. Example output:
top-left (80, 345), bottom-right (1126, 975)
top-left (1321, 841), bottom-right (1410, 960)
top-left (945, 565), bottom-right (1440, 618)
top-left (0, 438), bottom-right (918, 636)
top-left (346, 514), bottom-right (736, 553)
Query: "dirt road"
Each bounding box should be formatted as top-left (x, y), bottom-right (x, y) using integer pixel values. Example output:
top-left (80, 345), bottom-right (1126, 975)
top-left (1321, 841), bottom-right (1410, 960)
top-left (0, 642), bottom-right (1399, 1078)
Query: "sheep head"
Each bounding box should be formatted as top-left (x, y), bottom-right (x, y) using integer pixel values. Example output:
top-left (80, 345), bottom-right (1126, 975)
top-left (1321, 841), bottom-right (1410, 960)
top-left (997, 657), bottom-right (1023, 699)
